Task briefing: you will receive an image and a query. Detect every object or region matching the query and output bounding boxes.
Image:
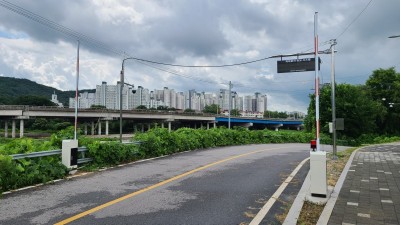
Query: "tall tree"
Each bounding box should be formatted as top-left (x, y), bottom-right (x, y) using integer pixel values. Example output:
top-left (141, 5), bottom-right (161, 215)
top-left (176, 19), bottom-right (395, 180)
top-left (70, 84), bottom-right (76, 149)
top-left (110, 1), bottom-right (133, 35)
top-left (305, 83), bottom-right (384, 138)
top-left (230, 109), bottom-right (241, 116)
top-left (365, 67), bottom-right (400, 134)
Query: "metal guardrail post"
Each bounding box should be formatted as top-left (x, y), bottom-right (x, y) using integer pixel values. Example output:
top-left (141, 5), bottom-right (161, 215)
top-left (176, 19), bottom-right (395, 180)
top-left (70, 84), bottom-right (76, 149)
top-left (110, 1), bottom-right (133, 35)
top-left (10, 142), bottom-right (143, 164)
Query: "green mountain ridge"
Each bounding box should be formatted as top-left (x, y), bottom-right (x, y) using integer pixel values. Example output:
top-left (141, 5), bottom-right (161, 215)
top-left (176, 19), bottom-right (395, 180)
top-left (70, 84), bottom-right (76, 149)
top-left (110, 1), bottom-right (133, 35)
top-left (0, 76), bottom-right (95, 106)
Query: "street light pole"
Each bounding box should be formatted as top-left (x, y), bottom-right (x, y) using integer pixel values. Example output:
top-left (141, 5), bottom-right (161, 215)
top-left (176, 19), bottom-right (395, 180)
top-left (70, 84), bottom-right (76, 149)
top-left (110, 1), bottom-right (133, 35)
top-left (120, 60), bottom-right (125, 143)
top-left (119, 58), bottom-right (137, 142)
top-left (228, 81), bottom-right (232, 129)
top-left (74, 40), bottom-right (80, 140)
top-left (330, 39), bottom-right (337, 159)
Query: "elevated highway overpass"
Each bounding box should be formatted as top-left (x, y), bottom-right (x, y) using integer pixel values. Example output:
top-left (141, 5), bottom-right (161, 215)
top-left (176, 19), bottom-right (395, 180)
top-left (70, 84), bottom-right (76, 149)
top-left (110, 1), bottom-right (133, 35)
top-left (0, 105), bottom-right (303, 138)
top-left (215, 117), bottom-right (303, 130)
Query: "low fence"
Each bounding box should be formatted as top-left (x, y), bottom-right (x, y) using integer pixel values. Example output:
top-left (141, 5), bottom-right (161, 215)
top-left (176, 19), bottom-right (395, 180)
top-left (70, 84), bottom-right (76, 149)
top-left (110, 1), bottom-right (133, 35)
top-left (10, 141), bottom-right (142, 165)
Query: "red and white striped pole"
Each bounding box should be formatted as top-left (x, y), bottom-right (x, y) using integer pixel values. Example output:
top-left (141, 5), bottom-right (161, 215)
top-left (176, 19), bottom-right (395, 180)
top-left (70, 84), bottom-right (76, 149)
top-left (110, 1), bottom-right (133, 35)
top-left (314, 12), bottom-right (320, 151)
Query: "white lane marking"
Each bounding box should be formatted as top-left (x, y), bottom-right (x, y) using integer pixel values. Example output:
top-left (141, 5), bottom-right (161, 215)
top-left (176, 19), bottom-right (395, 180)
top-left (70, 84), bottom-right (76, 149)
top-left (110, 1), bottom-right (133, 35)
top-left (249, 157), bottom-right (309, 225)
top-left (347, 202), bottom-right (358, 206)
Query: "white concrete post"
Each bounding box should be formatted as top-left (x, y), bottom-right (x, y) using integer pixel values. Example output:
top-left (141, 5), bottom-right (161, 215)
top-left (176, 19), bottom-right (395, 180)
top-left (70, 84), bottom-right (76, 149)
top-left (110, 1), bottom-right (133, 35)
top-left (168, 121), bottom-right (172, 132)
top-left (62, 139), bottom-right (78, 170)
top-left (105, 120), bottom-right (109, 136)
top-left (207, 123), bottom-right (210, 130)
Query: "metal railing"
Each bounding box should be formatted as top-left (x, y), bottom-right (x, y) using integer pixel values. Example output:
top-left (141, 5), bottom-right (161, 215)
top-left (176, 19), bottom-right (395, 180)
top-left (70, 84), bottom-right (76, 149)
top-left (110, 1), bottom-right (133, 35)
top-left (10, 141), bottom-right (142, 165)
top-left (11, 147), bottom-right (91, 164)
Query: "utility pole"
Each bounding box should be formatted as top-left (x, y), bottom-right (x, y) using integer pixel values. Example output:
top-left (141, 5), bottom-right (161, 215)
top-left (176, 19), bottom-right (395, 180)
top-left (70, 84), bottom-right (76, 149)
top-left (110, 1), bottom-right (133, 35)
top-left (120, 62), bottom-right (124, 143)
top-left (228, 81), bottom-right (232, 129)
top-left (74, 40), bottom-right (80, 140)
top-left (330, 39), bottom-right (337, 159)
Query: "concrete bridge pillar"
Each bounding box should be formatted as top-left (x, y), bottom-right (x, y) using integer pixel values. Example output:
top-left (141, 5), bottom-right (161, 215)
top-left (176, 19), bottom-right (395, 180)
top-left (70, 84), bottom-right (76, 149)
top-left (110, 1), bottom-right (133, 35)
top-left (147, 123), bottom-right (151, 131)
top-left (98, 121), bottom-right (102, 135)
top-left (134, 125), bottom-right (138, 133)
top-left (141, 124), bottom-right (144, 132)
top-left (207, 123), bottom-right (210, 130)
top-left (273, 124), bottom-right (283, 131)
top-left (91, 121), bottom-right (95, 135)
top-left (105, 120), bottom-right (109, 136)
top-left (214, 122), bottom-right (216, 128)
top-left (4, 121), bottom-right (8, 138)
top-left (19, 119), bottom-right (24, 138)
top-left (168, 121), bottom-right (172, 132)
top-left (241, 122), bottom-right (253, 130)
top-left (161, 123), bottom-right (164, 129)
top-left (12, 120), bottom-right (16, 138)
top-left (84, 123), bottom-right (88, 135)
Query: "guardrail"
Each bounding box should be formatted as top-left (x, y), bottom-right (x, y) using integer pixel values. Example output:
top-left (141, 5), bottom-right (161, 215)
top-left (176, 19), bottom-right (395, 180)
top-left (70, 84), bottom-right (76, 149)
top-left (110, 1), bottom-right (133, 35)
top-left (10, 141), bottom-right (142, 165)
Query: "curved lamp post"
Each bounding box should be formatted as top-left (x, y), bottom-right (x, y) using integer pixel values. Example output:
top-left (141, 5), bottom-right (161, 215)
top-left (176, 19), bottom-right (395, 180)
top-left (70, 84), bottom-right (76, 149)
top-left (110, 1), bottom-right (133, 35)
top-left (120, 57), bottom-right (137, 142)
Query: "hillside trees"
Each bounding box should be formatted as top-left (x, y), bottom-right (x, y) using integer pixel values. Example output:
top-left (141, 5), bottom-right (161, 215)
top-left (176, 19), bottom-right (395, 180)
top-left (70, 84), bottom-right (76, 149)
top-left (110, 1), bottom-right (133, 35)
top-left (14, 95), bottom-right (57, 106)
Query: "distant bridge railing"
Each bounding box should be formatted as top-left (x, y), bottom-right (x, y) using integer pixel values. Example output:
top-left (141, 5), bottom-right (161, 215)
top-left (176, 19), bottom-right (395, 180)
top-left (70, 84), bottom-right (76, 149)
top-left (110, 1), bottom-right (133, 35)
top-left (0, 105), bottom-right (215, 117)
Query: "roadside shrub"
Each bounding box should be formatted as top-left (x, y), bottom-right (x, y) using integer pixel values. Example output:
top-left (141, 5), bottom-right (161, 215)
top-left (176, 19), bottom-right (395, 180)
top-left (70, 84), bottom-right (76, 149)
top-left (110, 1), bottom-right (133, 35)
top-left (0, 155), bottom-right (19, 193)
top-left (0, 155), bottom-right (68, 193)
top-left (87, 141), bottom-right (140, 166)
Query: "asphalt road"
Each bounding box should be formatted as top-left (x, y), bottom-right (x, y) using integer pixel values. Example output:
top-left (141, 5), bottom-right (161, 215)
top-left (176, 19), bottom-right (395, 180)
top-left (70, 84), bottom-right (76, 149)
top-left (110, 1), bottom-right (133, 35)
top-left (0, 143), bottom-right (312, 225)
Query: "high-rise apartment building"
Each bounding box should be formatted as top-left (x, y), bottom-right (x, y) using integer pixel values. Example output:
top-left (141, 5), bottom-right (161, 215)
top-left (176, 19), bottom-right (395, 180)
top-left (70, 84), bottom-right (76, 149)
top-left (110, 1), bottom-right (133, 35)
top-left (67, 81), bottom-right (268, 115)
top-left (69, 91), bottom-right (96, 109)
top-left (241, 92), bottom-right (268, 114)
top-left (93, 81), bottom-right (135, 110)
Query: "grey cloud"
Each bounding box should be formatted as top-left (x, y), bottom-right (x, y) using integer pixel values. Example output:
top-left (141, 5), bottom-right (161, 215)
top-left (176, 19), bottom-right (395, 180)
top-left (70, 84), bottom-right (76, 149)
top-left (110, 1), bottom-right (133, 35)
top-left (147, 1), bottom-right (231, 57)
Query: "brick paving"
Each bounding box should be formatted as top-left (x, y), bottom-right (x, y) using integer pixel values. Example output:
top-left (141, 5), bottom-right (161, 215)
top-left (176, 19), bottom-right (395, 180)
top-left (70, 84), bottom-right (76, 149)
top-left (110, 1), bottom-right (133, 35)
top-left (328, 145), bottom-right (400, 225)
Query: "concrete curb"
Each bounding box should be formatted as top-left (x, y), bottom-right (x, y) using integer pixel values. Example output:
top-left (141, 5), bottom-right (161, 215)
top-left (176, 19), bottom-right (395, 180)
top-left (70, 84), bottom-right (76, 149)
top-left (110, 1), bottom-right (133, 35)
top-left (316, 148), bottom-right (359, 225)
top-left (283, 148), bottom-right (360, 225)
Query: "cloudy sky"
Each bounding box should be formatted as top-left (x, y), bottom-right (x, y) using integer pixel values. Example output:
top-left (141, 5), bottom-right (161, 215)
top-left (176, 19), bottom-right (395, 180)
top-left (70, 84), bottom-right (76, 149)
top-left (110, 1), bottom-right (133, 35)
top-left (0, 0), bottom-right (399, 113)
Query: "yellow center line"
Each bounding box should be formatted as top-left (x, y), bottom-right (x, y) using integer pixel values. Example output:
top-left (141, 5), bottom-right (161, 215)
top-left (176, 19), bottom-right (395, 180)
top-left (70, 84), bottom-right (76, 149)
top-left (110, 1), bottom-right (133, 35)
top-left (55, 146), bottom-right (287, 225)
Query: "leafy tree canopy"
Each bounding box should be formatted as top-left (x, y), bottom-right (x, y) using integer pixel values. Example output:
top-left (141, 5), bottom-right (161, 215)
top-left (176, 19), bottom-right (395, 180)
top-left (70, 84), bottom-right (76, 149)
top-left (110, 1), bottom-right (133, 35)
top-left (184, 108), bottom-right (195, 113)
top-left (203, 104), bottom-right (220, 114)
top-left (136, 105), bottom-right (147, 109)
top-left (264, 111), bottom-right (288, 119)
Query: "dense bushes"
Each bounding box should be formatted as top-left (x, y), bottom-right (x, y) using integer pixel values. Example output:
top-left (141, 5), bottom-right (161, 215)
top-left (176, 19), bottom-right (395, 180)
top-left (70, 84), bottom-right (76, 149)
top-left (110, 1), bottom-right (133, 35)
top-left (133, 127), bottom-right (314, 157)
top-left (87, 141), bottom-right (140, 166)
top-left (0, 155), bottom-right (67, 193)
top-left (3, 125), bottom-right (400, 194)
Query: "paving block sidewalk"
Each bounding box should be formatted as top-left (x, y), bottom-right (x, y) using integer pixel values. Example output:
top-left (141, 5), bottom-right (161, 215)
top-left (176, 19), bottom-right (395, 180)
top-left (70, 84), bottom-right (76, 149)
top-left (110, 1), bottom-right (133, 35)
top-left (328, 144), bottom-right (400, 225)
